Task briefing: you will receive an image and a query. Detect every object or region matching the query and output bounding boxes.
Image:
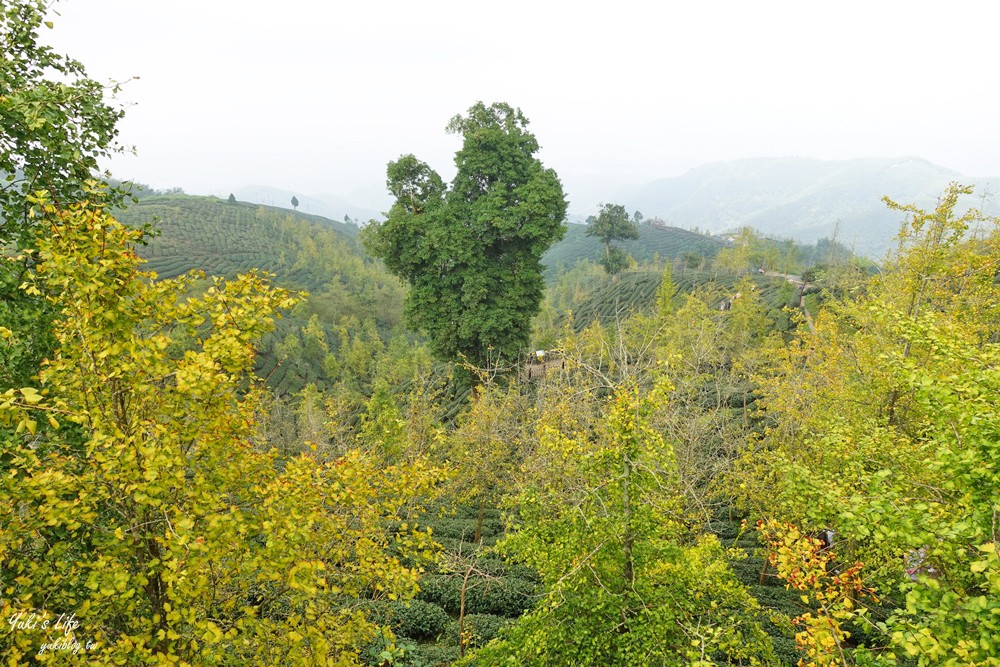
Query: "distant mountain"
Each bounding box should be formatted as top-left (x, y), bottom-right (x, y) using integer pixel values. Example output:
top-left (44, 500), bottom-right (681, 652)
top-left (616, 157), bottom-right (1000, 257)
top-left (235, 185), bottom-right (383, 224)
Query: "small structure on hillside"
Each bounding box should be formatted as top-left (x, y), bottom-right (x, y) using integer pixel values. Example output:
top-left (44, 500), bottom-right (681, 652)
top-left (525, 349), bottom-right (565, 380)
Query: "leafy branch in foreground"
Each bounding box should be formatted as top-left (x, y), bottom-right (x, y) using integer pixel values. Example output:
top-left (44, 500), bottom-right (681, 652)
top-left (465, 378), bottom-right (776, 666)
top-left (0, 200), bottom-right (444, 665)
top-left (1, 0), bottom-right (131, 390)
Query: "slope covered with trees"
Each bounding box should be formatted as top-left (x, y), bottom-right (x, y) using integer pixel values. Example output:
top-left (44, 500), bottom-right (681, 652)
top-left (543, 220), bottom-right (724, 277)
top-left (4, 3), bottom-right (999, 665)
top-left (114, 194), bottom-right (407, 396)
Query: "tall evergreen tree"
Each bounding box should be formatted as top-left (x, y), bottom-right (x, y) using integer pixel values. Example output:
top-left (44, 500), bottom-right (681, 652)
top-left (362, 102), bottom-right (567, 369)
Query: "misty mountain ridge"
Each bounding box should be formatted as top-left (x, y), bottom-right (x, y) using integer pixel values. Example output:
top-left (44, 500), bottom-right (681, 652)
top-left (230, 156), bottom-right (998, 258)
top-left (613, 156), bottom-right (1000, 256)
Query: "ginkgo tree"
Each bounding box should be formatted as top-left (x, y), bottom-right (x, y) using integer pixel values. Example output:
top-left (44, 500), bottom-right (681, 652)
top-left (1, 0), bottom-right (128, 389)
top-left (0, 197), bottom-right (444, 665)
top-left (465, 376), bottom-right (776, 666)
top-left (736, 184), bottom-right (1000, 665)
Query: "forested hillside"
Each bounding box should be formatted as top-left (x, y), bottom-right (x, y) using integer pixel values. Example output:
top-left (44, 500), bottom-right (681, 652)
top-left (3, 4), bottom-right (999, 665)
top-left (542, 221), bottom-right (724, 276)
top-left (116, 194), bottom-right (408, 396)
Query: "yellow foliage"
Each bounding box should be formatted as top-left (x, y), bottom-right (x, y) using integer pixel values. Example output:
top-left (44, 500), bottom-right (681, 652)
top-left (0, 201), bottom-right (444, 665)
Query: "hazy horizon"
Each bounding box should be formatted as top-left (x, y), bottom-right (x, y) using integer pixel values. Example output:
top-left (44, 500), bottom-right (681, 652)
top-left (44, 0), bottom-right (1000, 215)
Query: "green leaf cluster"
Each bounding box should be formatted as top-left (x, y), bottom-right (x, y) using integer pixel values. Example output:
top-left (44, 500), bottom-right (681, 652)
top-left (1, 1), bottom-right (127, 389)
top-left (586, 203), bottom-right (640, 276)
top-left (362, 102), bottom-right (567, 368)
top-left (0, 0), bottom-right (125, 241)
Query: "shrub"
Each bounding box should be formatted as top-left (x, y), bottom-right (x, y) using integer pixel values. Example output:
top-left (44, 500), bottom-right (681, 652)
top-left (389, 599), bottom-right (451, 640)
top-left (417, 574), bottom-right (538, 617)
top-left (409, 643), bottom-right (460, 667)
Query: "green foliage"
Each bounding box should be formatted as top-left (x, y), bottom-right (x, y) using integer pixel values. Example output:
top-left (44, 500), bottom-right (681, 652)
top-left (1, 1), bottom-right (126, 389)
top-left (445, 379), bottom-right (534, 544)
top-left (599, 244), bottom-right (630, 275)
top-left (114, 193), bottom-right (406, 395)
top-left (585, 203), bottom-right (639, 247)
top-left (408, 643), bottom-right (460, 667)
top-left (405, 499), bottom-right (544, 661)
top-left (587, 203), bottom-right (639, 275)
top-left (379, 600), bottom-right (451, 641)
top-left (647, 279), bottom-right (784, 525)
top-left (566, 269), bottom-right (794, 331)
top-left (443, 614), bottom-right (512, 649)
top-left (416, 574), bottom-right (537, 618)
top-left (359, 378), bottom-right (406, 462)
top-left (0, 266), bottom-right (55, 387)
top-left (0, 201), bottom-right (444, 664)
top-left (119, 195), bottom-right (362, 287)
top-left (738, 183), bottom-right (1000, 665)
top-left (542, 222), bottom-right (722, 279)
top-left (887, 342), bottom-right (1000, 664)
top-left (713, 227), bottom-right (760, 274)
top-left (467, 380), bottom-right (777, 666)
top-left (655, 262), bottom-right (676, 316)
top-left (0, 1), bottom-right (125, 243)
top-left (362, 102), bottom-right (567, 368)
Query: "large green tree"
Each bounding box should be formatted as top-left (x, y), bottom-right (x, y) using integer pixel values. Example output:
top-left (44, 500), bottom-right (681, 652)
top-left (586, 203), bottom-right (639, 275)
top-left (362, 102), bottom-right (567, 369)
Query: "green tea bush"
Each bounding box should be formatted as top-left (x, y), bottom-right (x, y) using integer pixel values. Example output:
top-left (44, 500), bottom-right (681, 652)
top-left (409, 643), bottom-right (460, 667)
top-left (416, 574), bottom-right (537, 617)
top-left (390, 600), bottom-right (451, 640)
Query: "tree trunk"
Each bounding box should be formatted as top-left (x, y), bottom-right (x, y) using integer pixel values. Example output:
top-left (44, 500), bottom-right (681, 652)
top-left (474, 496), bottom-right (485, 544)
top-left (459, 563), bottom-right (474, 659)
top-left (622, 454), bottom-right (634, 587)
top-left (620, 451), bottom-right (635, 635)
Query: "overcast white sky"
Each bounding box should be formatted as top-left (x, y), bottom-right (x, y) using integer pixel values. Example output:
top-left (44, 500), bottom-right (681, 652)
top-left (45, 0), bottom-right (1000, 215)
